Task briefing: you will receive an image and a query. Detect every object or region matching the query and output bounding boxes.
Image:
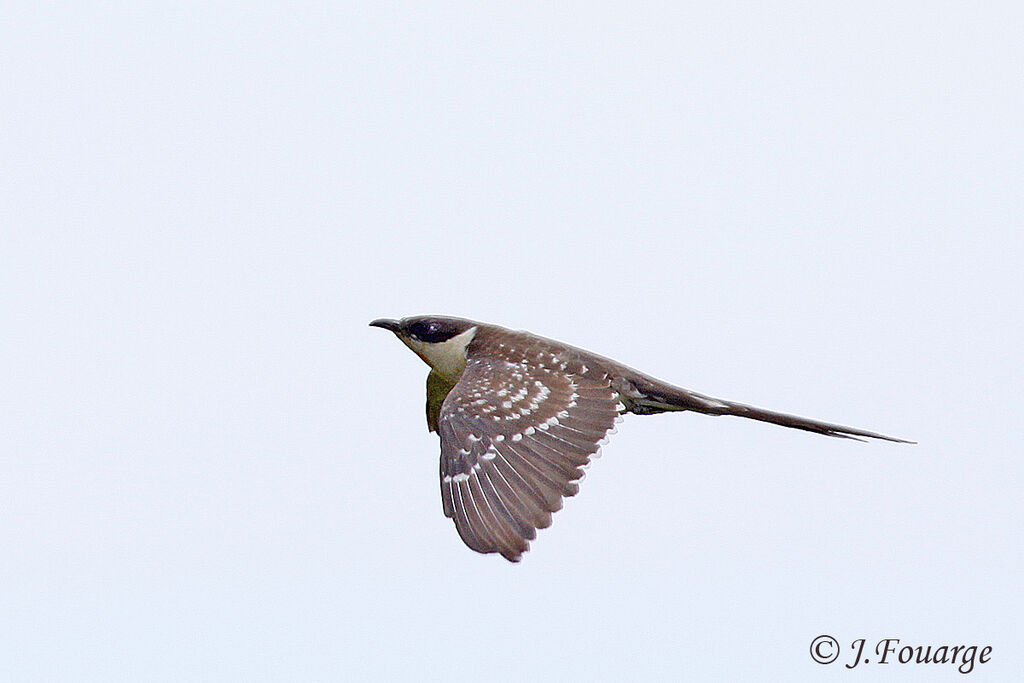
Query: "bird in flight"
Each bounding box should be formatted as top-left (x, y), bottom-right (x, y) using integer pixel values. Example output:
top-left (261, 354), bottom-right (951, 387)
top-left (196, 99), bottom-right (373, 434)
top-left (370, 315), bottom-right (910, 562)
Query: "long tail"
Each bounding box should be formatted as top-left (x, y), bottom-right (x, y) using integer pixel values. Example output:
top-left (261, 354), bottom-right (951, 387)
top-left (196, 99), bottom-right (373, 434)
top-left (629, 380), bottom-right (913, 443)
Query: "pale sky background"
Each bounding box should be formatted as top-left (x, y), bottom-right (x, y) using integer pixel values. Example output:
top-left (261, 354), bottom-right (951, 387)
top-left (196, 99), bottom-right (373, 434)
top-left (2, 3), bottom-right (1021, 681)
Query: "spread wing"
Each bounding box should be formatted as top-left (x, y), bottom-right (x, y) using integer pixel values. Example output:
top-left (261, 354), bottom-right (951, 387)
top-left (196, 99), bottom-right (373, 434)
top-left (437, 357), bottom-right (622, 562)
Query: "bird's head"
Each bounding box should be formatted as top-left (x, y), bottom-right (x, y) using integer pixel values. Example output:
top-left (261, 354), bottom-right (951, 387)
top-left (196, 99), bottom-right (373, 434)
top-left (370, 315), bottom-right (480, 379)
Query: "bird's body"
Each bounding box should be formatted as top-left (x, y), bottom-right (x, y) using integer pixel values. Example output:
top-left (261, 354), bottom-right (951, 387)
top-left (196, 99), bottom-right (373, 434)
top-left (371, 315), bottom-right (909, 562)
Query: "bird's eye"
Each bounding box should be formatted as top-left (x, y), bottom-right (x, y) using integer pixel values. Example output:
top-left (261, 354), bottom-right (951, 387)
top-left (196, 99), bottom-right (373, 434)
top-left (409, 320), bottom-right (453, 343)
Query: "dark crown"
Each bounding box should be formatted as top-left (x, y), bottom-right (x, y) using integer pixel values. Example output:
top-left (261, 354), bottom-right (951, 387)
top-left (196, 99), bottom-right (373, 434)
top-left (403, 316), bottom-right (474, 344)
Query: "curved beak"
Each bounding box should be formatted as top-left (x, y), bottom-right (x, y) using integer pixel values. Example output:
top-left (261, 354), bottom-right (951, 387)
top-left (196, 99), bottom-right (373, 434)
top-left (369, 318), bottom-right (402, 333)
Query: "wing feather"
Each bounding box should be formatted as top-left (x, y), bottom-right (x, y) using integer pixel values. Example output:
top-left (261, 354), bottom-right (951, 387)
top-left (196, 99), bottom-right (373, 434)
top-left (476, 466), bottom-right (537, 542)
top-left (436, 357), bottom-right (621, 561)
top-left (451, 480), bottom-right (486, 553)
top-left (467, 473), bottom-right (526, 558)
top-left (491, 440), bottom-right (568, 508)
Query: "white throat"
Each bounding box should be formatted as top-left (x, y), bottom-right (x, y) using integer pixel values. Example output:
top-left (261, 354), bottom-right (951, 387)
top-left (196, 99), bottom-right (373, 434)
top-left (402, 326), bottom-right (478, 380)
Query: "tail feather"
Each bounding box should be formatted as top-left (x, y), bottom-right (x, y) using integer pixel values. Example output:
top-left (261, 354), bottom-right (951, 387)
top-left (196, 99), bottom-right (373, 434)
top-left (630, 382), bottom-right (913, 444)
